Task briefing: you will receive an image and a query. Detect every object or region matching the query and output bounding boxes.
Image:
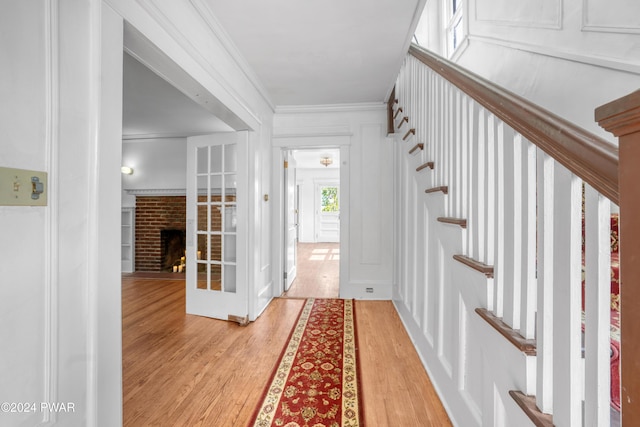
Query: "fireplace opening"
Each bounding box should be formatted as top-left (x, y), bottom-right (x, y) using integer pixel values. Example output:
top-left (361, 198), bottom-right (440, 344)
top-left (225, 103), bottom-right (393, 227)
top-left (161, 229), bottom-right (186, 271)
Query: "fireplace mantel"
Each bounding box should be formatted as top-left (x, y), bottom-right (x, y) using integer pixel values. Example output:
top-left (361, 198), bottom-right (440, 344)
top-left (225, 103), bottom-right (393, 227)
top-left (126, 188), bottom-right (186, 196)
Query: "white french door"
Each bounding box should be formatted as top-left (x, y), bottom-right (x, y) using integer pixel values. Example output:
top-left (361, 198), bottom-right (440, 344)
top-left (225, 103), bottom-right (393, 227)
top-left (186, 132), bottom-right (248, 320)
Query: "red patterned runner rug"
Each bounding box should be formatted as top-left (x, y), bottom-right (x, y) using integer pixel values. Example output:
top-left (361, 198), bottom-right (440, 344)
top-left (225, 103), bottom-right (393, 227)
top-left (249, 298), bottom-right (362, 427)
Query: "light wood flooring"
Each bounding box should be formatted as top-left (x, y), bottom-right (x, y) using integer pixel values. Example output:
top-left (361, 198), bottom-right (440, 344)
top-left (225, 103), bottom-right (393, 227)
top-left (122, 277), bottom-right (451, 426)
top-left (282, 242), bottom-right (340, 299)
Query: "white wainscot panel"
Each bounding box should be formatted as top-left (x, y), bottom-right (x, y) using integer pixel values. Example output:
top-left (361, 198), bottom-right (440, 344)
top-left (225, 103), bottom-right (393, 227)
top-left (437, 240), bottom-right (454, 378)
top-left (583, 0), bottom-right (640, 33)
top-left (475, 0), bottom-right (562, 28)
top-left (360, 124), bottom-right (383, 265)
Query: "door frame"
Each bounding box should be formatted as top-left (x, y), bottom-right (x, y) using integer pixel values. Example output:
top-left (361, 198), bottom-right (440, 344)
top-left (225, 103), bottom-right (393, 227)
top-left (283, 150), bottom-right (297, 291)
top-left (93, 7), bottom-right (258, 422)
top-left (271, 139), bottom-right (350, 298)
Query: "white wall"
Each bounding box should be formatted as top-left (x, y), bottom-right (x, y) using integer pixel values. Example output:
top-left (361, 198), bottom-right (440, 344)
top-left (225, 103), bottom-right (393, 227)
top-left (0, 0), bottom-right (275, 425)
top-left (273, 104), bottom-right (393, 299)
top-left (296, 168), bottom-right (340, 242)
top-left (0, 2), bottom-right (48, 426)
top-left (1, 2), bottom-right (124, 425)
top-left (121, 138), bottom-right (187, 193)
top-left (419, 0), bottom-right (640, 141)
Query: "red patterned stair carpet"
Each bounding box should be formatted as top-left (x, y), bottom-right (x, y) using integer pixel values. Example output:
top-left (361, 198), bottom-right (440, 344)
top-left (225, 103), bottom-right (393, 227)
top-left (249, 298), bottom-right (362, 427)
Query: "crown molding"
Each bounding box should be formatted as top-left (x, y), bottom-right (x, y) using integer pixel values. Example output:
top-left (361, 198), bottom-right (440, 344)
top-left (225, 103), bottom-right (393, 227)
top-left (275, 102), bottom-right (386, 115)
top-left (188, 0), bottom-right (276, 111)
top-left (273, 125), bottom-right (353, 140)
top-left (126, 188), bottom-right (186, 196)
top-left (132, 0), bottom-right (264, 128)
top-left (122, 132), bottom-right (204, 141)
top-left (126, 188), bottom-right (232, 196)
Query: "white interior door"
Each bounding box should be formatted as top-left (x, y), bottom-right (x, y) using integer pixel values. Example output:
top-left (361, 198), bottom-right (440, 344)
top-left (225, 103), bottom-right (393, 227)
top-left (186, 132), bottom-right (248, 321)
top-left (316, 182), bottom-right (340, 243)
top-left (284, 154), bottom-right (297, 290)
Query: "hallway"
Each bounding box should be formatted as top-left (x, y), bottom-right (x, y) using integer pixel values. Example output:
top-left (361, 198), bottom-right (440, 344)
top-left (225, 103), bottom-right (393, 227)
top-left (122, 276), bottom-right (451, 426)
top-left (282, 242), bottom-right (340, 299)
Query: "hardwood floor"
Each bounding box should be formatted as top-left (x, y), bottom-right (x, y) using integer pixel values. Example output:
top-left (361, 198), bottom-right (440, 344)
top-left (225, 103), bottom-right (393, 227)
top-left (122, 277), bottom-right (451, 426)
top-left (282, 242), bottom-right (340, 299)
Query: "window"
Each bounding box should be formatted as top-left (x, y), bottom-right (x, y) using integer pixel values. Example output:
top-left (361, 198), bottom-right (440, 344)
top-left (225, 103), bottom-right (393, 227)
top-left (321, 186), bottom-right (339, 212)
top-left (411, 0), bottom-right (466, 57)
top-left (445, 0), bottom-right (465, 57)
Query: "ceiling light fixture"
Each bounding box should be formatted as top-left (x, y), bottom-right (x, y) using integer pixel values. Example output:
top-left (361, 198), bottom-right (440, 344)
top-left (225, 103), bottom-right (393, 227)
top-left (320, 156), bottom-right (332, 167)
top-left (121, 166), bottom-right (134, 175)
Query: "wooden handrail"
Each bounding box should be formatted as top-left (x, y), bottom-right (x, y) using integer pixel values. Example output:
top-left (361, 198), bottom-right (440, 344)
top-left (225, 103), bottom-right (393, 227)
top-left (409, 44), bottom-right (619, 205)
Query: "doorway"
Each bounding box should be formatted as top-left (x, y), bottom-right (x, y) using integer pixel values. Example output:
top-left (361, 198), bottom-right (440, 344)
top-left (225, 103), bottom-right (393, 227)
top-left (280, 148), bottom-right (341, 299)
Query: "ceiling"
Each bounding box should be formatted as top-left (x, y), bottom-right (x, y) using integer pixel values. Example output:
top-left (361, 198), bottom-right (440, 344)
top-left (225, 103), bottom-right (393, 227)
top-left (122, 1), bottom-right (423, 138)
top-left (122, 52), bottom-right (233, 139)
top-left (206, 0), bottom-right (423, 106)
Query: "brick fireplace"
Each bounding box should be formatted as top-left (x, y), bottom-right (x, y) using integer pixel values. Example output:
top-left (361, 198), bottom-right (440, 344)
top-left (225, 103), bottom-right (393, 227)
top-left (135, 196), bottom-right (186, 271)
top-left (133, 195), bottom-right (228, 272)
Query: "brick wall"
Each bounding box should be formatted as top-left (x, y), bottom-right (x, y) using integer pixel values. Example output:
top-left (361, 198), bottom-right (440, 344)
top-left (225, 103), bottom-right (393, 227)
top-left (134, 195), bottom-right (231, 271)
top-left (135, 196), bottom-right (186, 271)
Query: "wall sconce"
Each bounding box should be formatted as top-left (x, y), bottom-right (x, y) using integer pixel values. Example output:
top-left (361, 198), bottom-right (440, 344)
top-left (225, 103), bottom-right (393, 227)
top-left (320, 156), bottom-right (333, 167)
top-left (121, 166), bottom-right (134, 175)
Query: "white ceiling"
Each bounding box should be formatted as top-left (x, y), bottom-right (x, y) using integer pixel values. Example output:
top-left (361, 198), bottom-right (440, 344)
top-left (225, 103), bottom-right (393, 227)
top-left (122, 1), bottom-right (423, 138)
top-left (206, 0), bottom-right (422, 106)
top-left (122, 52), bottom-right (233, 139)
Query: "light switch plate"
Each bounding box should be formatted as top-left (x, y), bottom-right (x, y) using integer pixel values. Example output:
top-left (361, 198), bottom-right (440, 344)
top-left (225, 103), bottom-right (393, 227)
top-left (0, 167), bottom-right (48, 206)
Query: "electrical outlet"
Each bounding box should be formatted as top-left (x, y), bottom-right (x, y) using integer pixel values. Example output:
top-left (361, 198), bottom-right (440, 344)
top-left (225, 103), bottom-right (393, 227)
top-left (0, 167), bottom-right (48, 206)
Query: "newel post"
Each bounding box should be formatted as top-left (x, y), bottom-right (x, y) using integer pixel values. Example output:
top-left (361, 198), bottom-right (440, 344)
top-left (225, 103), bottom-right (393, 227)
top-left (596, 90), bottom-right (640, 426)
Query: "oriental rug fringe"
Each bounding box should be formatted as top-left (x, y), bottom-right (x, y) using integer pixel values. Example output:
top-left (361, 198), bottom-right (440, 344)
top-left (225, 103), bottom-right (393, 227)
top-left (249, 298), bottom-right (362, 427)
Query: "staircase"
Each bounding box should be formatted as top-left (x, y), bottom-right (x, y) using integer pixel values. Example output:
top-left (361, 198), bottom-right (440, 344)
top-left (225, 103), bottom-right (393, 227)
top-left (390, 44), bottom-right (638, 427)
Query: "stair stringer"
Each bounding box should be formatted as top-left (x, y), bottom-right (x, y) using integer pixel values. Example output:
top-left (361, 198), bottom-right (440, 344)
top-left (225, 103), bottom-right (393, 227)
top-left (391, 135), bottom-right (538, 427)
top-left (393, 229), bottom-right (538, 427)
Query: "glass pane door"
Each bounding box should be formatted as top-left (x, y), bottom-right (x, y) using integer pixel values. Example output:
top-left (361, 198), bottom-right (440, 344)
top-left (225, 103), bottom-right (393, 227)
top-left (186, 131), bottom-right (247, 321)
top-left (195, 143), bottom-right (237, 293)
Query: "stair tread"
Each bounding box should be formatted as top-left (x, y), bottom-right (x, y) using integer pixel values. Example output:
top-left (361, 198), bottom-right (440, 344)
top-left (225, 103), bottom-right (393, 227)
top-left (416, 161), bottom-right (434, 172)
top-left (509, 391), bottom-right (553, 427)
top-left (436, 217), bottom-right (467, 228)
top-left (409, 143), bottom-right (424, 154)
top-left (425, 186), bottom-right (448, 194)
top-left (403, 128), bottom-right (415, 141)
top-left (475, 308), bottom-right (536, 355)
top-left (453, 255), bottom-right (494, 278)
